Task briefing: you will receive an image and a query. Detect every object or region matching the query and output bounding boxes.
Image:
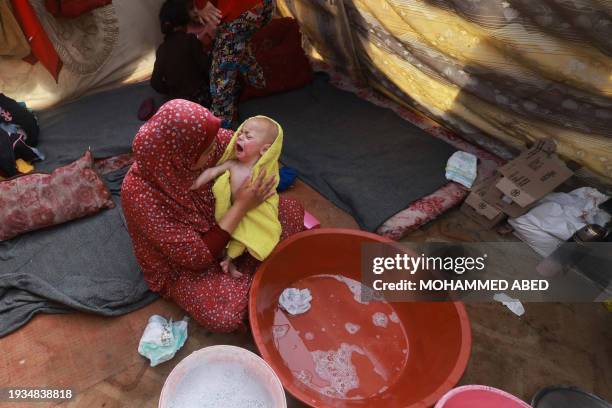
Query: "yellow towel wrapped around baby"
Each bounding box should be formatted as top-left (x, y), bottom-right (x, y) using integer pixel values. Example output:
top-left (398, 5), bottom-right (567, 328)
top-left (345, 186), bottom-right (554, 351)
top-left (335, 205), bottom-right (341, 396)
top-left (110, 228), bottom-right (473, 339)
top-left (212, 116), bottom-right (283, 261)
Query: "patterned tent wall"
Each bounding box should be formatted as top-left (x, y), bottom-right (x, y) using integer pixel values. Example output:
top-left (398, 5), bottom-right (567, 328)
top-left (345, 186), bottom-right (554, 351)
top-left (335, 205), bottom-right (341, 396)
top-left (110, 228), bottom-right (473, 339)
top-left (276, 0), bottom-right (612, 181)
top-left (1, 0), bottom-right (165, 109)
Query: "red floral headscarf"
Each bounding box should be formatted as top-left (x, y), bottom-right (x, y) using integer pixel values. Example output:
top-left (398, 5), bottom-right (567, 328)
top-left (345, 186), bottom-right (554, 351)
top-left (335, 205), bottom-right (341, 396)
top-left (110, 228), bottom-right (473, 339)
top-left (131, 99), bottom-right (221, 233)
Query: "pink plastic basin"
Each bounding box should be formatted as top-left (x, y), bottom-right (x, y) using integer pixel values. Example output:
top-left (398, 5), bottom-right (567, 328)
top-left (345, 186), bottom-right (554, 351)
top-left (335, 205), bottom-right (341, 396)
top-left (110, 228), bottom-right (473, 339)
top-left (435, 385), bottom-right (532, 408)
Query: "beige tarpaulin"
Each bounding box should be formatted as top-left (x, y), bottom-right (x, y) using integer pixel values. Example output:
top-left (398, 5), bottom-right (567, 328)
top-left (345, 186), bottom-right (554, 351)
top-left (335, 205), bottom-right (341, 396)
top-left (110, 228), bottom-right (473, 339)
top-left (0, 0), bottom-right (30, 59)
top-left (0, 0), bottom-right (164, 109)
top-left (277, 0), bottom-right (612, 181)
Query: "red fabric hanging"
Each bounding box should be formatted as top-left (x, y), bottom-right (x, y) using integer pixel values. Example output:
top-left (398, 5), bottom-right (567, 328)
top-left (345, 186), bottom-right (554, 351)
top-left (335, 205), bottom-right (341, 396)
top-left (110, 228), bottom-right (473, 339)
top-left (195, 0), bottom-right (262, 23)
top-left (10, 0), bottom-right (62, 82)
top-left (44, 0), bottom-right (112, 19)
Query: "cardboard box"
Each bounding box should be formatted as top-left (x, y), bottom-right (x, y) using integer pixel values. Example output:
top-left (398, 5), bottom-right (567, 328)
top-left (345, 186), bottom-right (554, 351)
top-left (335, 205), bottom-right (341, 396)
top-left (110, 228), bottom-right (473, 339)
top-left (464, 183), bottom-right (503, 220)
top-left (460, 201), bottom-right (506, 229)
top-left (496, 193), bottom-right (531, 218)
top-left (496, 144), bottom-right (573, 207)
top-left (464, 176), bottom-right (531, 221)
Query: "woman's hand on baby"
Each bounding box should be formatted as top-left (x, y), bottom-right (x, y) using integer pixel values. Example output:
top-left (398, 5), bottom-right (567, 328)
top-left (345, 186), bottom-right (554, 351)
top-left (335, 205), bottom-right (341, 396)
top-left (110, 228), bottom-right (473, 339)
top-left (197, 1), bottom-right (222, 26)
top-left (234, 171), bottom-right (276, 212)
top-left (190, 168), bottom-right (216, 190)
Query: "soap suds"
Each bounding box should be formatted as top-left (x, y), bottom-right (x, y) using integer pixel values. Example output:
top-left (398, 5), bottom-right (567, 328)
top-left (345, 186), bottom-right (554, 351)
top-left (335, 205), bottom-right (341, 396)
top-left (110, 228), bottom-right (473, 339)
top-left (388, 312), bottom-right (400, 324)
top-left (272, 325), bottom-right (289, 339)
top-left (372, 312), bottom-right (389, 328)
top-left (309, 343), bottom-right (364, 399)
top-left (344, 323), bottom-right (360, 335)
top-left (327, 275), bottom-right (380, 304)
top-left (167, 361), bottom-right (273, 408)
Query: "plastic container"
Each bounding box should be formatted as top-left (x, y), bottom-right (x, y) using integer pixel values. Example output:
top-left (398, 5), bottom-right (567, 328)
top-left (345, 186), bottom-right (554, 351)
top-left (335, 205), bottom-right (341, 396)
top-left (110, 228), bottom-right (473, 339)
top-left (158, 345), bottom-right (286, 408)
top-left (532, 385), bottom-right (611, 408)
top-left (249, 228), bottom-right (472, 408)
top-left (435, 385), bottom-right (532, 408)
top-left (303, 211), bottom-right (321, 230)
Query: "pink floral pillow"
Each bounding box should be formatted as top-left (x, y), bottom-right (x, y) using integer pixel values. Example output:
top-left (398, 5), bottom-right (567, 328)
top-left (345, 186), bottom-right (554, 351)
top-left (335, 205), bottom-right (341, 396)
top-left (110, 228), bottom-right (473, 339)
top-left (0, 150), bottom-right (115, 241)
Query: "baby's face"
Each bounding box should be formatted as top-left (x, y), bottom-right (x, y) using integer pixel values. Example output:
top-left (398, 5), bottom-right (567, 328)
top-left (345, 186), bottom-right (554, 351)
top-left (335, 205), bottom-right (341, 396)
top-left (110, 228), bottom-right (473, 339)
top-left (235, 118), bottom-right (277, 163)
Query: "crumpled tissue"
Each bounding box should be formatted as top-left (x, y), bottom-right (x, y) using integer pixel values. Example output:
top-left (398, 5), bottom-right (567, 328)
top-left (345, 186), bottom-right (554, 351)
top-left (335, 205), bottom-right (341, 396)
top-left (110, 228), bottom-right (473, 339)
top-left (138, 315), bottom-right (189, 367)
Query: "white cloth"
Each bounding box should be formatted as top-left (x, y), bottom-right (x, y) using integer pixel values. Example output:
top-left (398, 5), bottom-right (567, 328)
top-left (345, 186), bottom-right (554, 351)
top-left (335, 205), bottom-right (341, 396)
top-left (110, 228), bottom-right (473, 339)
top-left (279, 288), bottom-right (312, 316)
top-left (445, 151), bottom-right (478, 188)
top-left (509, 187), bottom-right (610, 257)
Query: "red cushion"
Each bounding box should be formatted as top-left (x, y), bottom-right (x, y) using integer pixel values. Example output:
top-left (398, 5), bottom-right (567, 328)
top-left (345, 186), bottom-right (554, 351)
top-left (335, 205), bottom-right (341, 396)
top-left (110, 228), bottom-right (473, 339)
top-left (44, 0), bottom-right (112, 18)
top-left (240, 18), bottom-right (313, 101)
top-left (0, 150), bottom-right (115, 241)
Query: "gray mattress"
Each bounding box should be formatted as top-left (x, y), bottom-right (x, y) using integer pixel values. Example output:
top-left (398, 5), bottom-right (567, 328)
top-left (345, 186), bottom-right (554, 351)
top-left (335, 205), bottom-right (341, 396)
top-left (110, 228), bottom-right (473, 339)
top-left (240, 73), bottom-right (456, 231)
top-left (0, 84), bottom-right (159, 337)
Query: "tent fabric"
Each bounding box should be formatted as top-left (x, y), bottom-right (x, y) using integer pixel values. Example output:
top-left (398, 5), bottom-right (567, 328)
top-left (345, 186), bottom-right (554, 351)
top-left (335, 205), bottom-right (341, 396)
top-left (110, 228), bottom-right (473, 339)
top-left (276, 0), bottom-right (612, 181)
top-left (9, 0), bottom-right (62, 81)
top-left (0, 0), bottom-right (164, 109)
top-left (0, 0), bottom-right (30, 59)
top-left (44, 0), bottom-right (113, 19)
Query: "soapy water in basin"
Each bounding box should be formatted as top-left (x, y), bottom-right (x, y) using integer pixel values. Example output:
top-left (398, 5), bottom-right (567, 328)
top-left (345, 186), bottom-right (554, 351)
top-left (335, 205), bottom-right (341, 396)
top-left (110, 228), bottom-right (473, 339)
top-left (289, 344), bottom-right (372, 400)
top-left (389, 312), bottom-right (400, 324)
top-left (345, 323), bottom-right (360, 334)
top-left (372, 312), bottom-right (389, 328)
top-left (272, 274), bottom-right (409, 400)
top-left (272, 325), bottom-right (289, 339)
top-left (328, 274), bottom-right (382, 304)
top-left (306, 343), bottom-right (363, 398)
top-left (167, 361), bottom-right (273, 408)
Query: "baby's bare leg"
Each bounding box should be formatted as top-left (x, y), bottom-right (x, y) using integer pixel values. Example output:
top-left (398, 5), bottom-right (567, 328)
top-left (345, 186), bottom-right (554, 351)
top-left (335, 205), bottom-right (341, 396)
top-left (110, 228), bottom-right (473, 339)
top-left (228, 260), bottom-right (243, 278)
top-left (220, 256), bottom-right (243, 278)
top-left (220, 256), bottom-right (231, 274)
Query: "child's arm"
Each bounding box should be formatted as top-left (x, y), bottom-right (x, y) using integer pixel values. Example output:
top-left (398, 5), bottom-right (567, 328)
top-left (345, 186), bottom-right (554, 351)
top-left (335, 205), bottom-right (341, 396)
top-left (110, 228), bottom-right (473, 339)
top-left (190, 161), bottom-right (234, 190)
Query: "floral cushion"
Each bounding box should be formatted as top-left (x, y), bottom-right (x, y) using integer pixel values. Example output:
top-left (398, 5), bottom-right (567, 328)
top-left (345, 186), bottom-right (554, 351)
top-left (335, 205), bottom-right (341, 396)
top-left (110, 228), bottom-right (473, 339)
top-left (0, 150), bottom-right (115, 241)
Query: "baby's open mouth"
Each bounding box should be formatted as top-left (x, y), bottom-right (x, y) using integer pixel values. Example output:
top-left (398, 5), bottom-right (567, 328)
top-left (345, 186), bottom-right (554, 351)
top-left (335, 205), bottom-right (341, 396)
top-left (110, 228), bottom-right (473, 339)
top-left (236, 143), bottom-right (244, 153)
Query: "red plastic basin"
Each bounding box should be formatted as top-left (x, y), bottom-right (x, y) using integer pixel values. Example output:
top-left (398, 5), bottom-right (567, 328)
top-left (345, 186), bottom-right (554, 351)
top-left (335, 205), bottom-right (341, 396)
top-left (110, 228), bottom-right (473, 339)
top-left (249, 229), bottom-right (472, 407)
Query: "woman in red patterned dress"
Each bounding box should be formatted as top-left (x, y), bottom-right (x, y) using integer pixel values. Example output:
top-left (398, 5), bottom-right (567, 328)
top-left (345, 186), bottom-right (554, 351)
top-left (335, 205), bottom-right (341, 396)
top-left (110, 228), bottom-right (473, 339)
top-left (121, 99), bottom-right (304, 332)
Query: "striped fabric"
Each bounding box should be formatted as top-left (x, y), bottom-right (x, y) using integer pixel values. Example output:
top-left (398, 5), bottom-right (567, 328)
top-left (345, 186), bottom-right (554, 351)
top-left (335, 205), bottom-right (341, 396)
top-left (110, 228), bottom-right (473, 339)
top-left (277, 0), bottom-right (612, 181)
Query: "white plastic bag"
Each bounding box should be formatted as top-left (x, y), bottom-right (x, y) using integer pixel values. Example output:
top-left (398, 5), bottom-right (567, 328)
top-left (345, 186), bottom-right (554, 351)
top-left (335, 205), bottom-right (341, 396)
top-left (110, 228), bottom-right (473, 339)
top-left (508, 187), bottom-right (610, 257)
